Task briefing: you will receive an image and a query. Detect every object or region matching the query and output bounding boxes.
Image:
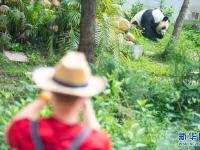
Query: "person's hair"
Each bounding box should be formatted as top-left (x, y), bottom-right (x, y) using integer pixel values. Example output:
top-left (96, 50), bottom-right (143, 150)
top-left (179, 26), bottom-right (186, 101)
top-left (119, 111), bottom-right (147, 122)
top-left (52, 92), bottom-right (80, 103)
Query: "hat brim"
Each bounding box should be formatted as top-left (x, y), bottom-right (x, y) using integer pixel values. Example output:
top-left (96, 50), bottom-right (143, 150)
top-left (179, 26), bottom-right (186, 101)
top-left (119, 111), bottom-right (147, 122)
top-left (32, 67), bottom-right (106, 97)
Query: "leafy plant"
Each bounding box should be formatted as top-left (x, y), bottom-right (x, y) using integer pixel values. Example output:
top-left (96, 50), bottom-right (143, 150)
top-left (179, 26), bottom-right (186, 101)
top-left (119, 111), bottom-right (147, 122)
top-left (157, 0), bottom-right (174, 18)
top-left (0, 1), bottom-right (199, 150)
top-left (124, 2), bottom-right (143, 21)
top-left (9, 42), bottom-right (22, 51)
top-left (130, 2), bottom-right (143, 17)
top-left (0, 33), bottom-right (11, 51)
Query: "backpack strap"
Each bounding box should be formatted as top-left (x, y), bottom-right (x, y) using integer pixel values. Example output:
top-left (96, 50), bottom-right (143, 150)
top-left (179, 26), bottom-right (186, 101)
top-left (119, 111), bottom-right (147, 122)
top-left (30, 120), bottom-right (89, 150)
top-left (30, 120), bottom-right (44, 150)
top-left (67, 128), bottom-right (90, 150)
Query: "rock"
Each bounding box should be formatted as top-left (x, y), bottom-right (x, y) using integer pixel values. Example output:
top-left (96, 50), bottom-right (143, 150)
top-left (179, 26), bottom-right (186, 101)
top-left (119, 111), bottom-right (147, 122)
top-left (127, 41), bottom-right (135, 45)
top-left (43, 0), bottom-right (52, 7)
top-left (144, 51), bottom-right (155, 57)
top-left (0, 5), bottom-right (9, 14)
top-left (4, 51), bottom-right (28, 62)
top-left (25, 71), bottom-right (32, 77)
top-left (126, 32), bottom-right (136, 43)
top-left (4, 0), bottom-right (17, 6)
top-left (126, 42), bottom-right (143, 59)
top-left (113, 17), bottom-right (130, 32)
top-left (118, 33), bottom-right (124, 43)
top-left (191, 71), bottom-right (199, 75)
top-left (49, 25), bottom-right (59, 32)
top-left (111, 4), bottom-right (123, 12)
top-left (126, 41), bottom-right (136, 53)
top-left (133, 45), bottom-right (143, 60)
top-left (126, 41), bottom-right (135, 49)
top-left (157, 62), bottom-right (167, 67)
top-left (0, 22), bottom-right (7, 32)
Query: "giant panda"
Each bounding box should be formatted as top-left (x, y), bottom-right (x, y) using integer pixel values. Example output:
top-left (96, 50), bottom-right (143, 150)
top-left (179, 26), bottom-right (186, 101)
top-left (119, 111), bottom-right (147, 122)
top-left (131, 9), bottom-right (169, 41)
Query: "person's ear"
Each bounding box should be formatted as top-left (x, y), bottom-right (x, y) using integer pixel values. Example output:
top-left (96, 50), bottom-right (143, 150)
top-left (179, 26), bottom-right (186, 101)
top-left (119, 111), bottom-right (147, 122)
top-left (163, 16), bottom-right (168, 21)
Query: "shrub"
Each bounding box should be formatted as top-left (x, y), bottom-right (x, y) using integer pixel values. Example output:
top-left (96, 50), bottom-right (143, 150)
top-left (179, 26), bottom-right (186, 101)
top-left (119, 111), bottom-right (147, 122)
top-left (130, 2), bottom-right (144, 17)
top-left (157, 0), bottom-right (174, 18)
top-left (0, 33), bottom-right (11, 51)
top-left (124, 2), bottom-right (143, 21)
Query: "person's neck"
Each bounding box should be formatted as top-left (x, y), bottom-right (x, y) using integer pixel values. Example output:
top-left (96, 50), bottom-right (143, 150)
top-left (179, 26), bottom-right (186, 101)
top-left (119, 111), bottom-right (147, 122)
top-left (51, 106), bottom-right (80, 125)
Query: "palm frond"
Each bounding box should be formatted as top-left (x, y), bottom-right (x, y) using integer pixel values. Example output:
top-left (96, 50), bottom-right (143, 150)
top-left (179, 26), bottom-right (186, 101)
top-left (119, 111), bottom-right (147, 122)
top-left (66, 11), bottom-right (81, 27)
top-left (58, 28), bottom-right (80, 51)
top-left (0, 15), bottom-right (8, 26)
top-left (95, 14), bottom-right (114, 52)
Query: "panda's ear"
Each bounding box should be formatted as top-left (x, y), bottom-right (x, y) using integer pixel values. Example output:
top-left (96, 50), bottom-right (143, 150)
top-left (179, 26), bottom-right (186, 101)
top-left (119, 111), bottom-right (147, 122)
top-left (163, 16), bottom-right (168, 21)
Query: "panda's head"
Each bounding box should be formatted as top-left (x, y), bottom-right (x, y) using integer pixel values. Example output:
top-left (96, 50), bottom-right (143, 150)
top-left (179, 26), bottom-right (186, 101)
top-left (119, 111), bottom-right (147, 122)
top-left (152, 9), bottom-right (169, 36)
top-left (156, 16), bottom-right (169, 35)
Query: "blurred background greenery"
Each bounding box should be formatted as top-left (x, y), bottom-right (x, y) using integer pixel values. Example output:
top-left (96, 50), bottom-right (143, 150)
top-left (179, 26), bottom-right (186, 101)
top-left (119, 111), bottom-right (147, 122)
top-left (0, 0), bottom-right (199, 149)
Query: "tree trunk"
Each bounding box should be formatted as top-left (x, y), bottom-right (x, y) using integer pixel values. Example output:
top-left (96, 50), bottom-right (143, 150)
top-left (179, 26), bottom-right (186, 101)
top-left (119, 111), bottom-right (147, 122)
top-left (78, 0), bottom-right (97, 62)
top-left (0, 0), bottom-right (3, 5)
top-left (172, 0), bottom-right (190, 40)
top-left (162, 0), bottom-right (190, 58)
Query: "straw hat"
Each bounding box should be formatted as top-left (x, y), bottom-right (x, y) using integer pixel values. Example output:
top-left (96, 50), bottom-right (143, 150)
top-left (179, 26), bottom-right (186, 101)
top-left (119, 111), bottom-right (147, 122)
top-left (33, 51), bottom-right (106, 97)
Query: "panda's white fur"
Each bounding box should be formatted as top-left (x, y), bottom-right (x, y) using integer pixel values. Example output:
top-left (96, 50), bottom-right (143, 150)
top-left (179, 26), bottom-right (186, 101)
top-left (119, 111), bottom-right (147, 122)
top-left (132, 9), bottom-right (165, 25)
top-left (152, 9), bottom-right (165, 23)
top-left (131, 9), bottom-right (146, 26)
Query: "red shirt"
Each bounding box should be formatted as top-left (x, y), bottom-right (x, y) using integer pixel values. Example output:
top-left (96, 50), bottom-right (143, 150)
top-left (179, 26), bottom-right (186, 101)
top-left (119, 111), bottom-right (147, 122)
top-left (7, 117), bottom-right (111, 150)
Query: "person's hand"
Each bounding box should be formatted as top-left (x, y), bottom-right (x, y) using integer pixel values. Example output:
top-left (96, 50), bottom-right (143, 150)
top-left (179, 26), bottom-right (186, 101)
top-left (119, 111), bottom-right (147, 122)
top-left (82, 98), bottom-right (100, 131)
top-left (82, 98), bottom-right (91, 109)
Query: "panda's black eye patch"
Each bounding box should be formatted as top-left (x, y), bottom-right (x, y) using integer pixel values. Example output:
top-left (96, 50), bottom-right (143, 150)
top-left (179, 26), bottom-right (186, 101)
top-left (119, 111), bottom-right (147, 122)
top-left (161, 27), bottom-right (166, 30)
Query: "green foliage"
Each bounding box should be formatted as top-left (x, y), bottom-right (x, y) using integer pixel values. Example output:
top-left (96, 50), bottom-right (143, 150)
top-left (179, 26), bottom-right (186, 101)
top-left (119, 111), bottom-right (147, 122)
top-left (0, 0), bottom-right (82, 55)
top-left (97, 0), bottom-right (124, 17)
top-left (172, 59), bottom-right (200, 112)
top-left (0, 1), bottom-right (200, 150)
top-left (96, 14), bottom-right (113, 52)
top-left (9, 42), bottom-right (23, 51)
top-left (130, 2), bottom-right (143, 16)
top-left (0, 33), bottom-right (11, 51)
top-left (157, 0), bottom-right (174, 18)
top-left (184, 24), bottom-right (200, 47)
top-left (124, 2), bottom-right (143, 21)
